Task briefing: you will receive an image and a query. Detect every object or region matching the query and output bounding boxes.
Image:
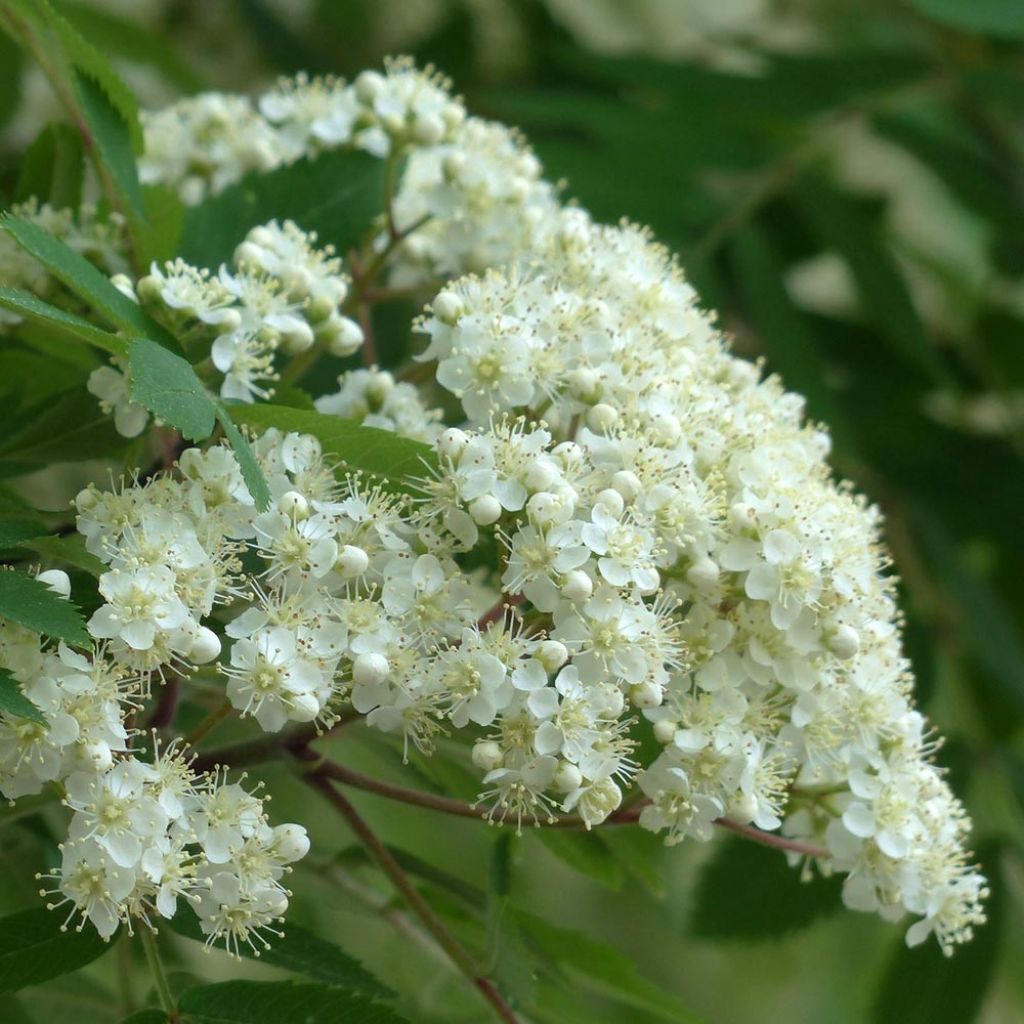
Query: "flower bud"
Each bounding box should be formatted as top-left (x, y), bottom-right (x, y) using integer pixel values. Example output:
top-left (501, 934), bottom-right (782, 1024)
top-left (653, 719), bottom-right (677, 744)
top-left (337, 544), bottom-right (370, 578)
top-left (189, 626), bottom-right (222, 664)
top-left (75, 487), bottom-right (99, 512)
top-left (438, 427), bottom-right (470, 460)
top-left (289, 693), bottom-right (320, 722)
top-left (525, 459), bottom-right (557, 493)
top-left (412, 112), bottom-right (445, 146)
top-left (36, 569), bottom-right (71, 599)
top-left (611, 470), bottom-right (642, 503)
top-left (629, 681), bottom-right (663, 709)
top-left (553, 762), bottom-right (583, 793)
top-left (537, 640), bottom-right (569, 673)
top-left (278, 490), bottom-right (309, 520)
top-left (355, 70), bottom-right (385, 104)
top-left (586, 403), bottom-right (618, 433)
top-left (273, 823), bottom-right (310, 863)
top-left (594, 488), bottom-right (625, 518)
top-left (561, 569), bottom-right (593, 602)
top-left (527, 492), bottom-right (561, 524)
top-left (472, 740), bottom-right (503, 771)
top-left (432, 290), bottom-right (464, 324)
top-left (324, 316), bottom-right (364, 357)
top-left (469, 495), bottom-right (502, 526)
top-left (353, 652), bottom-right (389, 687)
top-left (829, 624), bottom-right (860, 661)
top-left (567, 367), bottom-right (602, 404)
top-left (685, 556), bottom-right (719, 591)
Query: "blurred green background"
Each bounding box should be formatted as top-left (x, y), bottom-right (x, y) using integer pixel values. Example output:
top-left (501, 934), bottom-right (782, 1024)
top-left (1, 1), bottom-right (1023, 1022)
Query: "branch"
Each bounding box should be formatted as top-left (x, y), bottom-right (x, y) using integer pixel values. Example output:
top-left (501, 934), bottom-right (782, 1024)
top-left (306, 772), bottom-right (521, 1024)
top-left (308, 756), bottom-right (830, 857)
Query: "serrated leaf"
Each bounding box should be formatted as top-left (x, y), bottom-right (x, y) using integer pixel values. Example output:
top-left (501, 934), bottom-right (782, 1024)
top-left (0, 568), bottom-right (89, 645)
top-left (690, 835), bottom-right (842, 940)
top-left (178, 148), bottom-right (388, 269)
top-left (0, 907), bottom-right (112, 992)
top-left (871, 844), bottom-right (1001, 1024)
top-left (0, 668), bottom-right (46, 725)
top-left (518, 912), bottom-right (703, 1023)
top-left (178, 981), bottom-right (408, 1024)
top-left (127, 338), bottom-right (216, 441)
top-left (14, 121), bottom-right (85, 208)
top-left (0, 286), bottom-right (127, 357)
top-left (214, 404), bottom-right (272, 512)
top-left (0, 215), bottom-right (180, 353)
top-left (168, 913), bottom-right (391, 998)
top-left (230, 404), bottom-right (436, 495)
top-left (73, 68), bottom-right (147, 237)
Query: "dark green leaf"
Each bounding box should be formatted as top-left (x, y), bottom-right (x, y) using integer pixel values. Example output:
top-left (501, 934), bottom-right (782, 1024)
top-left (0, 385), bottom-right (129, 465)
top-left (178, 148), bottom-right (388, 269)
top-left (535, 831), bottom-right (623, 891)
top-left (871, 844), bottom-right (1001, 1024)
top-left (690, 835), bottom-right (842, 940)
top-left (14, 121), bottom-right (85, 208)
top-left (119, 1013), bottom-right (168, 1024)
top-left (0, 568), bottom-right (89, 645)
top-left (20, 535), bottom-right (106, 577)
top-left (0, 287), bottom-right (127, 357)
top-left (128, 338), bottom-right (216, 441)
top-left (518, 912), bottom-right (703, 1023)
top-left (0, 215), bottom-right (180, 353)
top-left (214, 404), bottom-right (272, 512)
top-left (178, 981), bottom-right (408, 1024)
top-left (229, 404), bottom-right (436, 495)
top-left (909, 0), bottom-right (1024, 37)
top-left (0, 31), bottom-right (22, 131)
top-left (169, 913), bottom-right (392, 999)
top-left (140, 184), bottom-right (185, 265)
top-left (0, 517), bottom-right (49, 549)
top-left (0, 907), bottom-right (112, 992)
top-left (0, 668), bottom-right (46, 725)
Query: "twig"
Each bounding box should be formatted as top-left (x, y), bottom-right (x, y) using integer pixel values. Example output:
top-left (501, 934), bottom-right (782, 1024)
top-left (139, 927), bottom-right (179, 1022)
top-left (306, 773), bottom-right (521, 1024)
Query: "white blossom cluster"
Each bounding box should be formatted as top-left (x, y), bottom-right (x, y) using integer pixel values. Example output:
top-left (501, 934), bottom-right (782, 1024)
top-left (2, 57), bottom-right (986, 957)
top-left (0, 576), bottom-right (308, 950)
top-left (0, 200), bottom-right (129, 333)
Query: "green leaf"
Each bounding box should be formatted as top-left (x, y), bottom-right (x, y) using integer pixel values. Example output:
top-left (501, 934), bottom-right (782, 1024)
top-left (0, 907), bottom-right (112, 992)
top-left (0, 287), bottom-right (127, 357)
top-left (168, 913), bottom-right (391, 998)
top-left (0, 516), bottom-right (49, 549)
top-left (731, 223), bottom-right (855, 455)
top-left (0, 385), bottom-right (129, 465)
top-left (518, 912), bottom-right (703, 1023)
top-left (0, 31), bottom-right (22, 131)
top-left (0, 568), bottom-right (89, 645)
top-left (909, 0), bottom-right (1024, 37)
top-left (127, 338), bottom-right (216, 442)
top-left (871, 844), bottom-right (1001, 1024)
top-left (178, 148), bottom-right (388, 269)
top-left (73, 68), bottom-right (148, 241)
top-left (793, 177), bottom-right (946, 384)
top-left (119, 1013), bottom-right (168, 1024)
top-left (535, 831), bottom-right (623, 891)
top-left (214, 404), bottom-right (272, 512)
top-left (0, 668), bottom-right (46, 725)
top-left (690, 836), bottom-right (842, 940)
top-left (178, 981), bottom-right (408, 1024)
top-left (126, 341), bottom-right (271, 508)
top-left (21, 535), bottom-right (106, 576)
top-left (0, 215), bottom-right (181, 353)
top-left (140, 184), bottom-right (185, 265)
top-left (14, 121), bottom-right (85, 208)
top-left (229, 404), bottom-right (436, 495)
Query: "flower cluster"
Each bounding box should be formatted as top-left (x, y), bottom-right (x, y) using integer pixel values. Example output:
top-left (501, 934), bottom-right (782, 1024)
top-left (1, 57), bottom-right (986, 958)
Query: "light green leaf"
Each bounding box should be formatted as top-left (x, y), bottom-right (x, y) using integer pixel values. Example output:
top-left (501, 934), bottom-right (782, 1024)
top-left (127, 338), bottom-right (216, 441)
top-left (178, 148), bottom-right (388, 269)
top-left (0, 668), bottom-right (46, 725)
top-left (0, 215), bottom-right (180, 354)
top-left (535, 831), bottom-right (623, 891)
top-left (0, 568), bottom-right (89, 645)
top-left (0, 516), bottom-right (49, 549)
top-left (690, 835), bottom-right (842, 940)
top-left (14, 121), bottom-right (85, 208)
top-left (178, 981), bottom-right (408, 1024)
top-left (169, 913), bottom-right (392, 998)
top-left (22, 535), bottom-right (106, 577)
top-left (0, 907), bottom-right (112, 992)
top-left (518, 912), bottom-right (703, 1023)
top-left (229, 404), bottom-right (436, 495)
top-left (0, 286), bottom-right (127, 357)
